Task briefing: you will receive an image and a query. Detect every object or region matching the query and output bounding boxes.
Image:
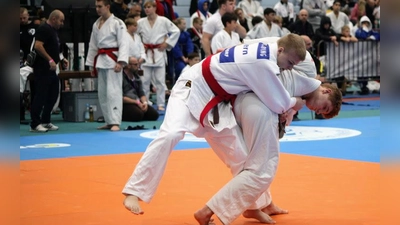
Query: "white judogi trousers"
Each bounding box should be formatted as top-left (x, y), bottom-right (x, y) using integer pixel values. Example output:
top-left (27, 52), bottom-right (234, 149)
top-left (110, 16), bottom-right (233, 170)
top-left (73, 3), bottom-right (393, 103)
top-left (97, 68), bottom-right (123, 125)
top-left (141, 65), bottom-right (167, 107)
top-left (123, 90), bottom-right (279, 225)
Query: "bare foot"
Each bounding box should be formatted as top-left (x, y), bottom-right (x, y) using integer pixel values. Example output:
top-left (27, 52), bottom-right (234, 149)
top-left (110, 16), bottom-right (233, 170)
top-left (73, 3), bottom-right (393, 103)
top-left (123, 195), bottom-right (144, 215)
top-left (194, 206), bottom-right (215, 225)
top-left (243, 209), bottom-right (276, 224)
top-left (261, 201), bottom-right (288, 216)
top-left (97, 124), bottom-right (111, 130)
top-left (110, 125), bottom-right (120, 131)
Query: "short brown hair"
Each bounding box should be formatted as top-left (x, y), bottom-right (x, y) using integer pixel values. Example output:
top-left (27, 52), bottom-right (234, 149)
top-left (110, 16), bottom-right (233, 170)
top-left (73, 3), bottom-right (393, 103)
top-left (96, 0), bottom-right (111, 6)
top-left (277, 33), bottom-right (307, 61)
top-left (321, 83), bottom-right (342, 119)
top-left (144, 0), bottom-right (157, 8)
top-left (125, 18), bottom-right (137, 26)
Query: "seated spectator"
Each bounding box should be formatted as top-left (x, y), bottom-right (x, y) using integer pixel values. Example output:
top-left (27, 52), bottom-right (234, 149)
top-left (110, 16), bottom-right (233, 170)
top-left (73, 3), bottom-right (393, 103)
top-left (355, 15), bottom-right (380, 40)
top-left (327, 0), bottom-right (350, 34)
top-left (273, 15), bottom-right (291, 36)
top-left (314, 16), bottom-right (339, 56)
top-left (246, 8), bottom-right (283, 39)
top-left (251, 15), bottom-right (264, 27)
top-left (350, 0), bottom-right (366, 24)
top-left (122, 57), bottom-right (159, 122)
top-left (235, 7), bottom-right (250, 32)
top-left (340, 24), bottom-right (358, 42)
top-left (289, 9), bottom-right (315, 40)
top-left (181, 52), bottom-right (201, 74)
top-left (211, 12), bottom-right (241, 54)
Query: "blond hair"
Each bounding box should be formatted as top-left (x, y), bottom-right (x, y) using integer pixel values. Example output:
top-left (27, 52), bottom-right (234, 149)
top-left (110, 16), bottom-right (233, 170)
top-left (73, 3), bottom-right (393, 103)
top-left (277, 33), bottom-right (307, 61)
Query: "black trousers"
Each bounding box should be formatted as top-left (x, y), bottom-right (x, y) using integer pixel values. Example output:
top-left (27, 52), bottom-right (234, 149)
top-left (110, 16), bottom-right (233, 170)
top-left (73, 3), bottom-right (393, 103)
top-left (122, 103), bottom-right (159, 122)
top-left (30, 69), bottom-right (59, 128)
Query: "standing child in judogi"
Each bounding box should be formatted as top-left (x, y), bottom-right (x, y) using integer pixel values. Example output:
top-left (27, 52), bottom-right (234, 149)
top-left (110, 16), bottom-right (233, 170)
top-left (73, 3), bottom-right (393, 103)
top-left (137, 0), bottom-right (180, 112)
top-left (86, 0), bottom-right (129, 131)
top-left (125, 18), bottom-right (146, 65)
top-left (211, 12), bottom-right (242, 54)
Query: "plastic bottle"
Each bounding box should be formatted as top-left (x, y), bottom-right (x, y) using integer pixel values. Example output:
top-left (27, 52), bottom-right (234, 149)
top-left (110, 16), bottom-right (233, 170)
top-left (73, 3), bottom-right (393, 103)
top-left (89, 106), bottom-right (94, 122)
top-left (84, 104), bottom-right (90, 122)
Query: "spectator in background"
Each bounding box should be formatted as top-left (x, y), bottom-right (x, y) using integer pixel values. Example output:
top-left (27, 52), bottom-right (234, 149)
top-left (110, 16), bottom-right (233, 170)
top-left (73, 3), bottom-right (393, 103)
top-left (340, 24), bottom-right (358, 42)
top-left (273, 15), bottom-right (291, 36)
top-left (137, 0), bottom-right (180, 112)
top-left (273, 0), bottom-right (295, 29)
top-left (86, 0), bottom-right (130, 131)
top-left (156, 0), bottom-right (176, 21)
top-left (302, 0), bottom-right (327, 32)
top-left (172, 18), bottom-right (195, 81)
top-left (111, 0), bottom-right (130, 20)
top-left (125, 18), bottom-right (146, 65)
top-left (313, 16), bottom-right (339, 57)
top-left (128, 1), bottom-right (144, 18)
top-left (289, 9), bottom-right (315, 40)
top-left (251, 15), bottom-right (264, 27)
top-left (235, 7), bottom-right (250, 32)
top-left (190, 0), bottom-right (212, 28)
top-left (187, 17), bottom-right (205, 59)
top-left (181, 52), bottom-right (201, 74)
top-left (327, 0), bottom-right (350, 34)
top-left (246, 8), bottom-right (283, 40)
top-left (202, 0), bottom-right (247, 57)
top-left (211, 12), bottom-right (241, 54)
top-left (20, 7), bottom-right (39, 61)
top-left (350, 0), bottom-right (366, 24)
top-left (355, 15), bottom-right (379, 40)
top-left (122, 57), bottom-right (159, 122)
top-left (237, 0), bottom-right (264, 27)
top-left (30, 10), bottom-right (68, 132)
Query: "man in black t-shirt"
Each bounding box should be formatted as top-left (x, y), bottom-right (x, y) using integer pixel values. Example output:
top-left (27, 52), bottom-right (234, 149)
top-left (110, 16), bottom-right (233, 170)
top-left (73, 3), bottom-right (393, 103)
top-left (20, 7), bottom-right (39, 61)
top-left (30, 10), bottom-right (68, 132)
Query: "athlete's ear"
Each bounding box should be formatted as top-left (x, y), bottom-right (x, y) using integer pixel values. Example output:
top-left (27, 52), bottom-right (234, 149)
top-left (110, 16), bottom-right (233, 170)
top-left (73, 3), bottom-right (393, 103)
top-left (277, 47), bottom-right (284, 54)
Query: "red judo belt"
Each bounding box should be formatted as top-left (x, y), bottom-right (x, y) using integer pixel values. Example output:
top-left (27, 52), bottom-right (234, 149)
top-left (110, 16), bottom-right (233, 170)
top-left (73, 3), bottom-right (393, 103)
top-left (143, 43), bottom-right (161, 63)
top-left (199, 56), bottom-right (236, 127)
top-left (93, 48), bottom-right (119, 76)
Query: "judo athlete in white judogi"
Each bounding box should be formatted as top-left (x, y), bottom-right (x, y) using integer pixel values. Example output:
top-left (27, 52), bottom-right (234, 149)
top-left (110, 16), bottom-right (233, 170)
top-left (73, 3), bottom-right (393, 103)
top-left (211, 12), bottom-right (241, 54)
top-left (137, 1), bottom-right (180, 111)
top-left (122, 34), bottom-right (309, 223)
top-left (125, 18), bottom-right (146, 64)
top-left (201, 37), bottom-right (342, 224)
top-left (189, 0), bottom-right (213, 28)
top-left (86, 0), bottom-right (129, 131)
top-left (246, 8), bottom-right (283, 40)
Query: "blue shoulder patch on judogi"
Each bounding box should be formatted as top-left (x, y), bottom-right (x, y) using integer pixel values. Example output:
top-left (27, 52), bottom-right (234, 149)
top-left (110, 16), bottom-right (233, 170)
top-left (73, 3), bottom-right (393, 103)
top-left (256, 43), bottom-right (270, 59)
top-left (219, 46), bottom-right (235, 63)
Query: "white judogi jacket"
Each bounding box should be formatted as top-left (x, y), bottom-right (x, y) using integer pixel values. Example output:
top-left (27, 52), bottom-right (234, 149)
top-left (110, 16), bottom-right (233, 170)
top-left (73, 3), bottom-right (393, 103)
top-left (237, 0), bottom-right (264, 28)
top-left (202, 11), bottom-right (223, 36)
top-left (273, 1), bottom-right (295, 22)
top-left (211, 30), bottom-right (241, 54)
top-left (86, 14), bottom-right (129, 68)
top-left (246, 21), bottom-right (283, 39)
top-left (127, 32), bottom-right (146, 60)
top-left (137, 16), bottom-right (180, 67)
top-left (176, 42), bottom-right (297, 131)
top-left (190, 10), bottom-right (213, 28)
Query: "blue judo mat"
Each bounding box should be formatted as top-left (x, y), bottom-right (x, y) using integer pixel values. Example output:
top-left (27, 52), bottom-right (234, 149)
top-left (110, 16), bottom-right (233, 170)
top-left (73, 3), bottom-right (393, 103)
top-left (20, 117), bottom-right (380, 163)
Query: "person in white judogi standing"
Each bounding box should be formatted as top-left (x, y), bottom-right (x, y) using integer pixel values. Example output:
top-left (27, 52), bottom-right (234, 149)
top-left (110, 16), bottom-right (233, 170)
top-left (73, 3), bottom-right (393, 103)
top-left (137, 0), bottom-right (180, 112)
top-left (86, 0), bottom-right (129, 131)
top-left (125, 18), bottom-right (146, 65)
top-left (273, 0), bottom-right (295, 28)
top-left (246, 8), bottom-right (283, 39)
top-left (211, 12), bottom-right (241, 54)
top-left (202, 0), bottom-right (247, 57)
top-left (122, 33), bottom-right (308, 222)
